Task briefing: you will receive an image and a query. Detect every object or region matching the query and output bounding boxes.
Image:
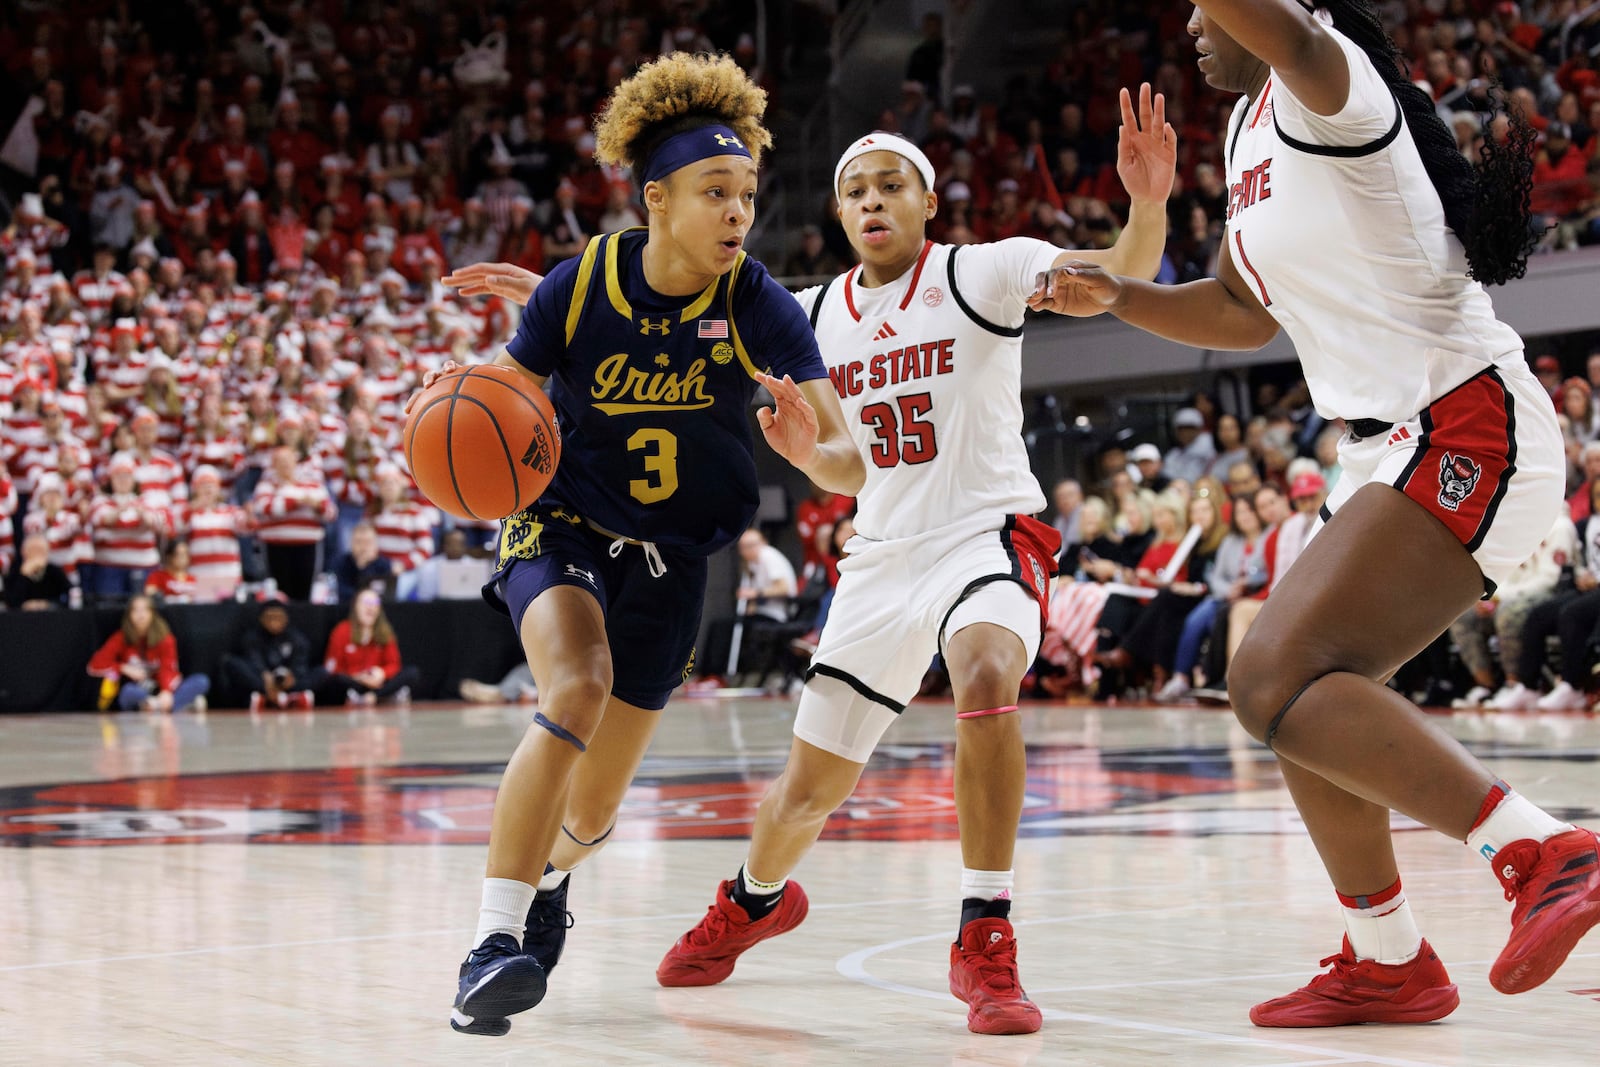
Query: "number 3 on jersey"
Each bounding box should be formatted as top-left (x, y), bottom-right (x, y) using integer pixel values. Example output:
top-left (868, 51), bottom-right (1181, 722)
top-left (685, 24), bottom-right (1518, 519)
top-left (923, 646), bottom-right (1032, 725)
top-left (627, 428), bottom-right (678, 504)
top-left (861, 392), bottom-right (937, 469)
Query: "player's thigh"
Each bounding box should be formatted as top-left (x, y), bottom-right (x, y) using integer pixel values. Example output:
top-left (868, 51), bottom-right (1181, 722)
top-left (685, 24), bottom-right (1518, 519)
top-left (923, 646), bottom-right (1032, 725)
top-left (798, 562), bottom-right (934, 762)
top-left (601, 553), bottom-right (708, 710)
top-left (514, 582), bottom-right (612, 713)
top-left (1231, 483), bottom-right (1483, 738)
top-left (943, 580), bottom-right (1039, 706)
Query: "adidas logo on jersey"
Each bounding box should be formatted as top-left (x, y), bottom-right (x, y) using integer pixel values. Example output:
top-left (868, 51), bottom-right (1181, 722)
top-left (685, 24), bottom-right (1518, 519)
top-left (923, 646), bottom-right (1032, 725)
top-left (872, 322), bottom-right (897, 342)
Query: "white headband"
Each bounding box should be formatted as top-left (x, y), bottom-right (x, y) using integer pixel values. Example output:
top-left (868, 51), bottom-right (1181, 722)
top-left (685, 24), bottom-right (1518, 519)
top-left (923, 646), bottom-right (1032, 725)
top-left (833, 132), bottom-right (936, 194)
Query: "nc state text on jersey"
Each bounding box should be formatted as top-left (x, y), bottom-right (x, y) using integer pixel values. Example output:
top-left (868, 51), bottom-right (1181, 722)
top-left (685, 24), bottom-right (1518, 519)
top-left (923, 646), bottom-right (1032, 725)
top-left (828, 337), bottom-right (956, 398)
top-left (1227, 158), bottom-right (1274, 221)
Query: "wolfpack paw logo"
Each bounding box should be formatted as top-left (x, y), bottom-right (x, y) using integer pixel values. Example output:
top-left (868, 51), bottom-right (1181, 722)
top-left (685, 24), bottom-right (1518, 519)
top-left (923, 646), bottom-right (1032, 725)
top-left (1438, 452), bottom-right (1482, 512)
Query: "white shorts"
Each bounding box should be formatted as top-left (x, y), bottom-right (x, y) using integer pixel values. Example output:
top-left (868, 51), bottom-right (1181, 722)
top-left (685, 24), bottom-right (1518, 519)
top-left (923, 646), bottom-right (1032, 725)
top-left (1322, 363), bottom-right (1564, 593)
top-left (793, 513), bottom-right (1058, 763)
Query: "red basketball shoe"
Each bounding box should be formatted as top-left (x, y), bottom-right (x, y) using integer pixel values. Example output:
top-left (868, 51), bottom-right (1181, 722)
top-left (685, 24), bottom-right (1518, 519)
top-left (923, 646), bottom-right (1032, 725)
top-left (656, 879), bottom-right (809, 987)
top-left (1490, 828), bottom-right (1600, 994)
top-left (1249, 937), bottom-right (1458, 1026)
top-left (948, 918), bottom-right (1043, 1035)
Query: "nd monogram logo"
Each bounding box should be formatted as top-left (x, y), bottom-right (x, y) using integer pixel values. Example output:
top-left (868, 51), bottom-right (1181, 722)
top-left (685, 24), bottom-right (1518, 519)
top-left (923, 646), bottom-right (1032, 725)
top-left (712, 133), bottom-right (743, 148)
top-left (639, 318), bottom-right (670, 336)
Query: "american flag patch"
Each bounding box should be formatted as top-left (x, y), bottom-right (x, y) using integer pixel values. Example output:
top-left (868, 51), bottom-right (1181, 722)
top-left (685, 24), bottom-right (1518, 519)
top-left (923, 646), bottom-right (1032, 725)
top-left (697, 319), bottom-right (729, 339)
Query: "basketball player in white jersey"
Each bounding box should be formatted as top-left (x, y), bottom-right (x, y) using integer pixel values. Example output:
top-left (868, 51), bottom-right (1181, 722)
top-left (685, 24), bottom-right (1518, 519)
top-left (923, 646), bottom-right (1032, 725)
top-left (655, 86), bottom-right (1177, 1035)
top-left (1038, 0), bottom-right (1600, 1029)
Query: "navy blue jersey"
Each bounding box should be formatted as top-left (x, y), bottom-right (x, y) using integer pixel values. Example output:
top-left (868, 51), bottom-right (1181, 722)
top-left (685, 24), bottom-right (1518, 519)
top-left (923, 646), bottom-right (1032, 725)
top-left (506, 227), bottom-right (827, 555)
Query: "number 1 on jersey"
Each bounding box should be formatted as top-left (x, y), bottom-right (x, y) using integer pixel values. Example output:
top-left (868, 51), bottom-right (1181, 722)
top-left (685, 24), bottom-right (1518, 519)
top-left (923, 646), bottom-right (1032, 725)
top-left (861, 392), bottom-right (938, 469)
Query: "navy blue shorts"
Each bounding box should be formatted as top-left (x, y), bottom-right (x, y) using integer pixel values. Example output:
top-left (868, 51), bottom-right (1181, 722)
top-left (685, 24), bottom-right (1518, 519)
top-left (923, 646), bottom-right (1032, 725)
top-left (487, 506), bottom-right (707, 711)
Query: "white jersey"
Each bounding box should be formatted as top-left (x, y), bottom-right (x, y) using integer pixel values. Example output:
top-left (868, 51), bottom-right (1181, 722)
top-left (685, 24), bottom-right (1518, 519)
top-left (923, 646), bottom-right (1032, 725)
top-left (1224, 25), bottom-right (1523, 424)
top-left (795, 239), bottom-right (1057, 541)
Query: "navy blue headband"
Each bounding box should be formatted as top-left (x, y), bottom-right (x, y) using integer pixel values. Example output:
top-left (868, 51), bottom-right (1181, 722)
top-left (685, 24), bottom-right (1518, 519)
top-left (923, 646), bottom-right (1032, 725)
top-left (640, 124), bottom-right (753, 186)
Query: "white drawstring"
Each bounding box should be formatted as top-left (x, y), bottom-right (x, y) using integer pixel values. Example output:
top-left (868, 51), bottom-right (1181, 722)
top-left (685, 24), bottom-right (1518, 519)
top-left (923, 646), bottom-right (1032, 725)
top-left (608, 535), bottom-right (667, 578)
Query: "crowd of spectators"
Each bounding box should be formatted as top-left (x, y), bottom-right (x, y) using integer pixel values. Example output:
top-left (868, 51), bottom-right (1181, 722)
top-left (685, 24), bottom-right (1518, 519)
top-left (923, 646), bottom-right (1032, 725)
top-left (806, 1), bottom-right (1600, 280)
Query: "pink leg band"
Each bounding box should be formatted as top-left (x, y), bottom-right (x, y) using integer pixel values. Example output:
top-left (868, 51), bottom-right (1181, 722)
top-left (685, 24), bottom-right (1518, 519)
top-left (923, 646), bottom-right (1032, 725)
top-left (956, 704), bottom-right (1019, 720)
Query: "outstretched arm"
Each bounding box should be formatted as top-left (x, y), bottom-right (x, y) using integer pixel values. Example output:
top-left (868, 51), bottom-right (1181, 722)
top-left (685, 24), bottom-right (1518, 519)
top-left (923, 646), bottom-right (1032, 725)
top-left (1029, 234), bottom-right (1281, 351)
top-left (1194, 0), bottom-right (1350, 116)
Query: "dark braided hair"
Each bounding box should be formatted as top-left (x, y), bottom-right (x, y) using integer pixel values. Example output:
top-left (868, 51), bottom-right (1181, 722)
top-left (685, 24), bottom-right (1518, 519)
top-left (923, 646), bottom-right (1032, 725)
top-left (1317, 0), bottom-right (1537, 285)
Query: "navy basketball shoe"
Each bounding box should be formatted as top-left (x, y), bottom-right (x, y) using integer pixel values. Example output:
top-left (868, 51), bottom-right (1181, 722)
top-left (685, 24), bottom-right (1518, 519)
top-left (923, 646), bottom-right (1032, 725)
top-left (524, 874), bottom-right (575, 973)
top-left (450, 933), bottom-right (547, 1036)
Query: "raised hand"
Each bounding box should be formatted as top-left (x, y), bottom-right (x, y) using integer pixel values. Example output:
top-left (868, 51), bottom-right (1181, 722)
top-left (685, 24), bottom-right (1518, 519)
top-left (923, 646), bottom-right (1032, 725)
top-left (442, 263), bottom-right (543, 306)
top-left (755, 372), bottom-right (820, 470)
top-left (1026, 261), bottom-right (1127, 318)
top-left (1116, 83), bottom-right (1178, 204)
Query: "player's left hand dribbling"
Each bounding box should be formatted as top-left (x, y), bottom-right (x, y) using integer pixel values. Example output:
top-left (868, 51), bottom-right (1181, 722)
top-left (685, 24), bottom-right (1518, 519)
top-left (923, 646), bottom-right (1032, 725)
top-left (755, 372), bottom-right (819, 469)
top-left (403, 360), bottom-right (465, 414)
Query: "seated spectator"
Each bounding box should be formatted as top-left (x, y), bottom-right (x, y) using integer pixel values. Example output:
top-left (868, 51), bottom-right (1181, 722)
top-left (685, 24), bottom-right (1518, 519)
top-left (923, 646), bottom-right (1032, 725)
top-left (0, 459), bottom-right (15, 575)
top-left (1226, 483), bottom-right (1292, 670)
top-left (1517, 477), bottom-right (1600, 711)
top-left (335, 521), bottom-right (396, 602)
top-left (794, 480), bottom-right (853, 591)
top-left (1128, 443), bottom-right (1170, 492)
top-left (87, 593), bottom-right (210, 713)
top-left (1272, 472), bottom-right (1327, 584)
top-left (1161, 492), bottom-right (1269, 701)
top-left (1105, 485), bottom-right (1224, 678)
top-left (1162, 407), bottom-right (1216, 484)
top-left (5, 532), bottom-right (71, 610)
top-left (135, 537), bottom-right (182, 596)
top-left (1450, 513), bottom-right (1577, 709)
top-left (460, 662), bottom-right (538, 704)
top-left (319, 589), bottom-right (420, 706)
top-left (1052, 478), bottom-right (1085, 571)
top-left (738, 528), bottom-right (798, 621)
top-left (1095, 491), bottom-right (1191, 695)
top-left (405, 528), bottom-right (491, 601)
top-left (224, 600), bottom-right (325, 711)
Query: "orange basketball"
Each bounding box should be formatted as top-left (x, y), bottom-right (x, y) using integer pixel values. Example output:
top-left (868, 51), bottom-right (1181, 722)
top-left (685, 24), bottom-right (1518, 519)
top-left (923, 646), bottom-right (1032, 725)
top-left (404, 365), bottom-right (562, 522)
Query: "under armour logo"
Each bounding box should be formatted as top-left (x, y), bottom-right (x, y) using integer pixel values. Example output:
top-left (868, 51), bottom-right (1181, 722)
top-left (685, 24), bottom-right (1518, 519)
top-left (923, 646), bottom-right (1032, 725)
top-left (639, 318), bottom-right (670, 336)
top-left (564, 564), bottom-right (597, 585)
top-left (712, 133), bottom-right (743, 148)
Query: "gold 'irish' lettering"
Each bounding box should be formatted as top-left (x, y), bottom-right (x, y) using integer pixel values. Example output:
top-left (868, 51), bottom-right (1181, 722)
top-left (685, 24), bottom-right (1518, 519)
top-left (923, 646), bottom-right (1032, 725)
top-left (590, 353), bottom-right (715, 414)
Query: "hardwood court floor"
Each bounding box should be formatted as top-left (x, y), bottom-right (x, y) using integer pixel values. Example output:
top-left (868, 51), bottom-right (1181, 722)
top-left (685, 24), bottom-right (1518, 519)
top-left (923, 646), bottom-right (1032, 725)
top-left (1, 698), bottom-right (1598, 1066)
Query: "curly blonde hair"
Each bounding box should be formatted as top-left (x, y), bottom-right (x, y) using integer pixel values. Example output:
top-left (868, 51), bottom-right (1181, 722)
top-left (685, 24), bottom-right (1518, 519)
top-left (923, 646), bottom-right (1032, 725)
top-left (593, 52), bottom-right (772, 173)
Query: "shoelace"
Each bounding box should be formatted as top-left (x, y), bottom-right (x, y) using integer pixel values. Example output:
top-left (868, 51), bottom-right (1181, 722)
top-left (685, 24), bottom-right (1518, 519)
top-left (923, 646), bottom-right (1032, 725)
top-left (969, 940), bottom-right (1023, 993)
top-left (1494, 841), bottom-right (1539, 904)
top-left (527, 897), bottom-right (574, 933)
top-left (681, 902), bottom-right (732, 948)
top-left (1303, 950), bottom-right (1361, 993)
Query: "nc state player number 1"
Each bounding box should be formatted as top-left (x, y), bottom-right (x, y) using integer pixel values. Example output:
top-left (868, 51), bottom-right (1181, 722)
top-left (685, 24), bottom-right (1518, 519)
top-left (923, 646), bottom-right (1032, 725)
top-left (860, 392), bottom-right (938, 468)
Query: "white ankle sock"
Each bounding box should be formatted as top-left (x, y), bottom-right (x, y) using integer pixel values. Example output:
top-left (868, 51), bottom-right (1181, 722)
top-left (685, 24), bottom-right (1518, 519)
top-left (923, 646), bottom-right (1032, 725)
top-left (960, 867), bottom-right (1014, 902)
top-left (474, 877), bottom-right (537, 949)
top-left (1338, 880), bottom-right (1421, 964)
top-left (739, 863), bottom-right (786, 897)
top-left (1466, 784), bottom-right (1573, 863)
top-left (536, 866), bottom-right (570, 894)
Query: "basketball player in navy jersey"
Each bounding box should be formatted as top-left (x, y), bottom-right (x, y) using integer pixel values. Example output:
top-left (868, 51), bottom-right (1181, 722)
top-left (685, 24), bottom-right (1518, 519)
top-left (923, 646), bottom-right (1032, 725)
top-left (424, 54), bottom-right (865, 1037)
top-left (1040, 0), bottom-right (1600, 1028)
